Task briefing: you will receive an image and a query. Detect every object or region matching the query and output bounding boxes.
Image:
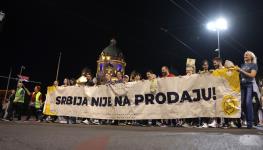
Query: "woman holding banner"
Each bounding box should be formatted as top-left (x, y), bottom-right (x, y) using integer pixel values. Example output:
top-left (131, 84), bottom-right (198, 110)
top-left (58, 78), bottom-right (70, 124)
top-left (237, 51), bottom-right (258, 129)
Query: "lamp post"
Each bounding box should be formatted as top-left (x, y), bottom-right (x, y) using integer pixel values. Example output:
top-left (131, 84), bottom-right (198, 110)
top-left (206, 17), bottom-right (228, 58)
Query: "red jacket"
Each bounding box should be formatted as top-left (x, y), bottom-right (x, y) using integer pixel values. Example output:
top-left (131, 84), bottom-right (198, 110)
top-left (167, 73), bottom-right (175, 77)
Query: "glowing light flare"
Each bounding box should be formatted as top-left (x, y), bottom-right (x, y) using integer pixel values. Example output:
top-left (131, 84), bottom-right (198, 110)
top-left (206, 17), bottom-right (228, 31)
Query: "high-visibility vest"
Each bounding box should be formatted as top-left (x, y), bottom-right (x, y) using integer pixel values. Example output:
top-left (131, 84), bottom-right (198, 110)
top-left (14, 88), bottom-right (25, 103)
top-left (34, 92), bottom-right (42, 108)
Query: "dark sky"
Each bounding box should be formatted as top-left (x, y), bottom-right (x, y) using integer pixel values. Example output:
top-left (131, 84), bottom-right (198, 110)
top-left (1, 0), bottom-right (263, 90)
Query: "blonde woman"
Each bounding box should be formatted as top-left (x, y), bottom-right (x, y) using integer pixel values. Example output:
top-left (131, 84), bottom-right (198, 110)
top-left (237, 51), bottom-right (258, 129)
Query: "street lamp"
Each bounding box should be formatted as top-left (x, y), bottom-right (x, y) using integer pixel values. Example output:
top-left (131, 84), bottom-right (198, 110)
top-left (206, 17), bottom-right (228, 58)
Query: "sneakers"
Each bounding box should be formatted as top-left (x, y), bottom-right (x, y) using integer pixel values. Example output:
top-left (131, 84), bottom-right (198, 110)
top-left (118, 122), bottom-right (127, 126)
top-left (82, 119), bottom-right (90, 125)
top-left (201, 123), bottom-right (208, 128)
top-left (242, 121), bottom-right (247, 127)
top-left (148, 121), bottom-right (152, 126)
top-left (229, 121), bottom-right (237, 128)
top-left (221, 123), bottom-right (229, 129)
top-left (59, 120), bottom-right (67, 124)
top-left (160, 124), bottom-right (167, 127)
top-left (92, 119), bottom-right (100, 125)
top-left (2, 118), bottom-right (10, 121)
top-left (208, 120), bottom-right (217, 128)
top-left (182, 123), bottom-right (191, 128)
top-left (156, 122), bottom-right (162, 127)
top-left (127, 121), bottom-right (132, 125)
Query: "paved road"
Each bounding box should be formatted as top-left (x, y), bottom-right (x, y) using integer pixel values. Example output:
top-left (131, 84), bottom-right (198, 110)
top-left (1, 121), bottom-right (263, 150)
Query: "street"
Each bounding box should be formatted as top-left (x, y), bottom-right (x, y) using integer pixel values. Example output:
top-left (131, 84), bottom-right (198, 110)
top-left (1, 121), bottom-right (263, 150)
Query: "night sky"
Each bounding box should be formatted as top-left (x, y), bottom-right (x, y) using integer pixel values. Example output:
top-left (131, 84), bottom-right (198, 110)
top-left (1, 0), bottom-right (263, 91)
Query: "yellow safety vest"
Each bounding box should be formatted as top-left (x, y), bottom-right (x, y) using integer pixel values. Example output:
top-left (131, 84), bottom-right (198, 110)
top-left (14, 88), bottom-right (25, 103)
top-left (34, 92), bottom-right (42, 108)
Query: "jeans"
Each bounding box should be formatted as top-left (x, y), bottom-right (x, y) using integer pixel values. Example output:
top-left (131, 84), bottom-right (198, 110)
top-left (241, 84), bottom-right (254, 128)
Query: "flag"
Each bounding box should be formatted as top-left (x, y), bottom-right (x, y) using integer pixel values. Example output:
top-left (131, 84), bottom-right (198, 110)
top-left (17, 75), bottom-right (29, 81)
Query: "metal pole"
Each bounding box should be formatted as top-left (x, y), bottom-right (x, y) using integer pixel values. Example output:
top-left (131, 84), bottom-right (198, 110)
top-left (3, 68), bottom-right (12, 102)
top-left (19, 66), bottom-right (24, 76)
top-left (217, 30), bottom-right (221, 58)
top-left (17, 66), bottom-right (25, 84)
top-left (55, 52), bottom-right (62, 81)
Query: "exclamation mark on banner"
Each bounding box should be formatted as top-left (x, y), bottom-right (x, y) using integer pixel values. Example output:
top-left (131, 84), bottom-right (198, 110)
top-left (212, 87), bottom-right (216, 100)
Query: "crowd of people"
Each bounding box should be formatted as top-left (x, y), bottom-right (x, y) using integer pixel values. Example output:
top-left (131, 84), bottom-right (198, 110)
top-left (1, 51), bottom-right (263, 129)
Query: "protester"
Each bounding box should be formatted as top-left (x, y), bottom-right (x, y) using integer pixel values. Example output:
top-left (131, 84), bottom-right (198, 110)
top-left (123, 75), bottom-right (129, 83)
top-left (53, 80), bottom-right (59, 86)
top-left (131, 71), bottom-right (145, 126)
top-left (58, 78), bottom-right (70, 124)
top-left (86, 72), bottom-right (95, 86)
top-left (146, 70), bottom-right (162, 127)
top-left (146, 70), bottom-right (154, 80)
top-left (13, 82), bottom-right (26, 121)
top-left (69, 78), bottom-right (76, 86)
top-left (185, 66), bottom-right (194, 76)
top-left (24, 85), bottom-right (43, 122)
top-left (76, 68), bottom-right (90, 86)
top-left (47, 80), bottom-right (59, 123)
top-left (212, 57), bottom-right (224, 70)
top-left (237, 51), bottom-right (258, 129)
top-left (2, 89), bottom-right (16, 121)
top-left (178, 66), bottom-right (196, 128)
top-left (161, 66), bottom-right (175, 77)
top-left (115, 71), bottom-right (124, 84)
top-left (209, 58), bottom-right (225, 128)
top-left (199, 60), bottom-right (211, 128)
top-left (6, 54), bottom-right (261, 130)
top-left (82, 73), bottom-right (96, 125)
top-left (130, 70), bottom-right (136, 82)
top-left (105, 73), bottom-right (113, 85)
top-left (67, 80), bottom-right (78, 124)
top-left (134, 72), bottom-right (142, 82)
top-left (161, 66), bottom-right (178, 127)
top-left (96, 73), bottom-right (113, 125)
top-left (199, 60), bottom-right (210, 74)
top-left (63, 78), bottom-right (70, 87)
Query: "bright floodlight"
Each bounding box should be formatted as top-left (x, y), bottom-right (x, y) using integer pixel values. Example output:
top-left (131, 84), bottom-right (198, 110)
top-left (215, 18), bottom-right (227, 30)
top-left (206, 22), bottom-right (216, 31)
top-left (206, 17), bottom-right (228, 31)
